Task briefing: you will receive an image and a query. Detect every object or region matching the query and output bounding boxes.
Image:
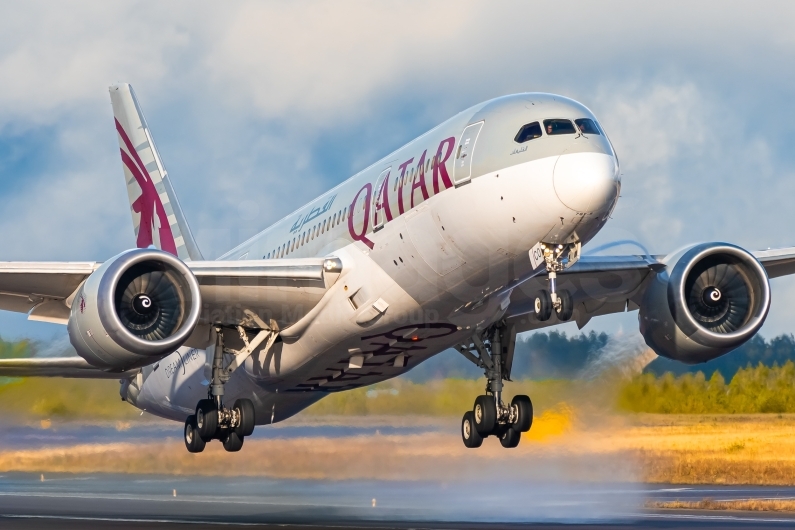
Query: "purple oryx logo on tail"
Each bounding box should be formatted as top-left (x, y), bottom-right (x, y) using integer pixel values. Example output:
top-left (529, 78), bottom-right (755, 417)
top-left (115, 118), bottom-right (178, 256)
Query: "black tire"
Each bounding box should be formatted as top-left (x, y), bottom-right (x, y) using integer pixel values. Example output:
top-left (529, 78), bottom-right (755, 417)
top-left (184, 415), bottom-right (206, 453)
top-left (196, 399), bottom-right (218, 440)
top-left (234, 398), bottom-right (256, 437)
top-left (500, 427), bottom-right (521, 448)
top-left (461, 411), bottom-right (483, 448)
top-left (511, 395), bottom-right (533, 433)
top-left (222, 431), bottom-right (244, 452)
top-left (473, 395), bottom-right (496, 435)
top-left (556, 289), bottom-right (573, 321)
top-left (534, 290), bottom-right (552, 321)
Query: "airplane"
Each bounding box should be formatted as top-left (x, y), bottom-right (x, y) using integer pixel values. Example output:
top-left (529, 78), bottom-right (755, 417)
top-left (0, 84), bottom-right (793, 453)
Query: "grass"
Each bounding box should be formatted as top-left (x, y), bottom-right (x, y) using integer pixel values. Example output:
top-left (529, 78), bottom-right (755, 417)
top-left (0, 378), bottom-right (141, 422)
top-left (3, 356), bottom-right (795, 485)
top-left (648, 497), bottom-right (795, 512)
top-left (5, 406), bottom-right (795, 486)
top-left (0, 407), bottom-right (578, 479)
top-left (0, 376), bottom-right (583, 421)
top-left (304, 378), bottom-right (576, 416)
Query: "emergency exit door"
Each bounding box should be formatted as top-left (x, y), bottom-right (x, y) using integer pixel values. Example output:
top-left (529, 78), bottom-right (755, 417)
top-left (454, 121), bottom-right (484, 186)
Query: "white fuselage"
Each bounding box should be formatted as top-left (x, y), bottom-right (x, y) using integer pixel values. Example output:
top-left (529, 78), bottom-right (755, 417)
top-left (129, 93), bottom-right (621, 424)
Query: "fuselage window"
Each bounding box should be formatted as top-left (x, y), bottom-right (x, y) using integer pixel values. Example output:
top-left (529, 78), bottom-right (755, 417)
top-left (543, 119), bottom-right (576, 135)
top-left (574, 118), bottom-right (601, 135)
top-left (333, 213), bottom-right (337, 226)
top-left (514, 122), bottom-right (542, 143)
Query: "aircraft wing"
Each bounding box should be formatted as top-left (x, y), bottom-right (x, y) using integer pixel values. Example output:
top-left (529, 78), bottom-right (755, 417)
top-left (0, 357), bottom-right (136, 378)
top-left (753, 247), bottom-right (795, 278)
top-left (505, 255), bottom-right (656, 332)
top-left (0, 257), bottom-right (342, 329)
top-left (506, 247), bottom-right (795, 333)
top-left (0, 262), bottom-right (99, 324)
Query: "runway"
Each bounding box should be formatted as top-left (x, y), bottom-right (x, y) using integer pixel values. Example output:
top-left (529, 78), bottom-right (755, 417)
top-left (2, 473), bottom-right (795, 529)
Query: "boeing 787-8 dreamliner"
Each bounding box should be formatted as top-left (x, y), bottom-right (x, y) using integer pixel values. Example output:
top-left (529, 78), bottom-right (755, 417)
top-left (0, 84), bottom-right (791, 452)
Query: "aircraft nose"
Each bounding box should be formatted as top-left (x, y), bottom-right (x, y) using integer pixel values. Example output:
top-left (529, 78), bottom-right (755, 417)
top-left (553, 152), bottom-right (619, 214)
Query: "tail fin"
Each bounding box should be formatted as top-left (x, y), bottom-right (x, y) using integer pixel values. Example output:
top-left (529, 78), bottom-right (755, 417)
top-left (109, 83), bottom-right (203, 261)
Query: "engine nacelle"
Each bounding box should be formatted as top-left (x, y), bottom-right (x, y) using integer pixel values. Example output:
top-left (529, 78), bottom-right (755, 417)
top-left (68, 248), bottom-right (201, 370)
top-left (639, 242), bottom-right (770, 364)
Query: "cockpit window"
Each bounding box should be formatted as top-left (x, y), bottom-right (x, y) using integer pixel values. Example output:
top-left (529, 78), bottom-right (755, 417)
top-left (575, 118), bottom-right (601, 135)
top-left (514, 122), bottom-right (542, 143)
top-left (543, 119), bottom-right (576, 135)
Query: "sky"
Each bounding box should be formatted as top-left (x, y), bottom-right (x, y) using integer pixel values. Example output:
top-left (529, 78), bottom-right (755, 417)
top-left (1, 1), bottom-right (795, 342)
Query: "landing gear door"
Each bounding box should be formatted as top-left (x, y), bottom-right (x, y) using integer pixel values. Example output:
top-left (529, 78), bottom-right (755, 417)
top-left (372, 167), bottom-right (392, 231)
top-left (454, 121), bottom-right (484, 186)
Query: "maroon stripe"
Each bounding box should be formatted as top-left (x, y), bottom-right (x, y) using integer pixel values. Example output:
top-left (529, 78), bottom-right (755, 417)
top-left (116, 118), bottom-right (178, 256)
top-left (115, 118), bottom-right (151, 184)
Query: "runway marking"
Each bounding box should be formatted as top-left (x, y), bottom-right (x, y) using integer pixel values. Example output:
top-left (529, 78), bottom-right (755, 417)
top-left (0, 514), bottom-right (435, 530)
top-left (0, 491), bottom-right (378, 509)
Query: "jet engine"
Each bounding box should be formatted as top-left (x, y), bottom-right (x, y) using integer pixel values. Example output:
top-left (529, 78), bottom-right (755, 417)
top-left (67, 248), bottom-right (201, 370)
top-left (638, 243), bottom-right (770, 364)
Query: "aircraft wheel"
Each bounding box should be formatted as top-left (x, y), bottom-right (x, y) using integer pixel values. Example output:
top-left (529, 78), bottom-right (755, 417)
top-left (234, 398), bottom-right (256, 437)
top-left (556, 289), bottom-right (574, 321)
top-left (511, 395), bottom-right (533, 433)
top-left (196, 399), bottom-right (218, 440)
top-left (461, 411), bottom-right (483, 448)
top-left (184, 415), bottom-right (206, 453)
top-left (222, 431), bottom-right (244, 452)
top-left (473, 395), bottom-right (497, 435)
top-left (500, 426), bottom-right (521, 448)
top-left (534, 290), bottom-right (552, 321)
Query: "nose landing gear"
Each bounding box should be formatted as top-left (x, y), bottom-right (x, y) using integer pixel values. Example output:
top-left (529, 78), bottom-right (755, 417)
top-left (456, 324), bottom-right (533, 448)
top-left (184, 326), bottom-right (276, 454)
top-left (531, 241), bottom-right (580, 322)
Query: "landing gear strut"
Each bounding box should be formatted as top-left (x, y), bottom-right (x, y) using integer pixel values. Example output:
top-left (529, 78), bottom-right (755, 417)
top-left (456, 324), bottom-right (532, 448)
top-left (533, 241), bottom-right (580, 322)
top-left (185, 326), bottom-right (276, 454)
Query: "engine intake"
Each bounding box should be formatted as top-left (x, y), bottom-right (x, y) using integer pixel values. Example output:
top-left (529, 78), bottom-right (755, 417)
top-left (639, 243), bottom-right (770, 364)
top-left (68, 249), bottom-right (201, 370)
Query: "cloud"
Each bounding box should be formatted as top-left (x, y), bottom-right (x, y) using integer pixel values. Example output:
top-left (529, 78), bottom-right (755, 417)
top-left (1, 1), bottom-right (795, 338)
top-left (0, 2), bottom-right (190, 127)
top-left (203, 1), bottom-right (472, 123)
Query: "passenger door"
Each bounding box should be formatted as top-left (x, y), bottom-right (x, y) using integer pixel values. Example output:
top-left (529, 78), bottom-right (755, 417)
top-left (454, 121), bottom-right (484, 186)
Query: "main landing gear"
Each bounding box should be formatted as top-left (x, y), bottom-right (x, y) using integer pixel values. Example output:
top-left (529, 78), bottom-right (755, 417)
top-left (456, 324), bottom-right (532, 448)
top-left (184, 326), bottom-right (277, 454)
top-left (532, 241), bottom-right (580, 322)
